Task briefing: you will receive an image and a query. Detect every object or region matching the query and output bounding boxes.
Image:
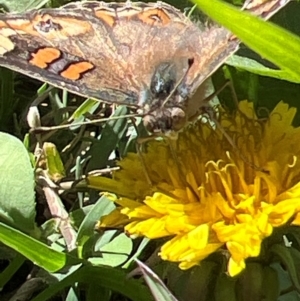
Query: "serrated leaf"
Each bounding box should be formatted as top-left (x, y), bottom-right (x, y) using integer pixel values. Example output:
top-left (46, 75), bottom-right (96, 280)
top-left (0, 132), bottom-right (36, 232)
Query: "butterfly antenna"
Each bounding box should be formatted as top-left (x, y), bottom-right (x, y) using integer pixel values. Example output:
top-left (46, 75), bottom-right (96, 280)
top-left (30, 113), bottom-right (139, 133)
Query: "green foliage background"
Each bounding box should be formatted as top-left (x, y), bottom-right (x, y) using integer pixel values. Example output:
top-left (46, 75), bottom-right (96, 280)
top-left (0, 0), bottom-right (300, 300)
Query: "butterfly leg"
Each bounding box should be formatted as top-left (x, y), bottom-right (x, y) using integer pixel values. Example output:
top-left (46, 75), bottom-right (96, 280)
top-left (135, 141), bottom-right (154, 187)
top-left (205, 79), bottom-right (239, 109)
top-left (202, 104), bottom-right (267, 173)
top-left (193, 78), bottom-right (264, 171)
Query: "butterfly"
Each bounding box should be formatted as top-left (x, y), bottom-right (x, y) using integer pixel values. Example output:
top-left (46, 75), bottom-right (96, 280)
top-left (0, 0), bottom-right (291, 134)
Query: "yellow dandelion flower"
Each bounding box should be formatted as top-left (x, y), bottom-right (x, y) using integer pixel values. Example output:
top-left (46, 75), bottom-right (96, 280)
top-left (89, 101), bottom-right (300, 277)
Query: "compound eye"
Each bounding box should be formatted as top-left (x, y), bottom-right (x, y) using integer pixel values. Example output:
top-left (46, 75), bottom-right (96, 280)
top-left (150, 62), bottom-right (176, 98)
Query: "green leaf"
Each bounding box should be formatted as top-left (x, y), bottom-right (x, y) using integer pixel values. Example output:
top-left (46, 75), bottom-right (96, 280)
top-left (87, 285), bottom-right (110, 301)
top-left (270, 244), bottom-right (300, 291)
top-left (236, 262), bottom-right (264, 301)
top-left (0, 0), bottom-right (50, 12)
top-left (89, 233), bottom-right (133, 267)
top-left (0, 222), bottom-right (70, 272)
top-left (215, 272), bottom-right (237, 301)
top-left (0, 254), bottom-right (25, 289)
top-left (32, 265), bottom-right (154, 301)
top-left (227, 55), bottom-right (299, 83)
top-left (66, 287), bottom-right (79, 301)
top-left (194, 0), bottom-right (300, 83)
top-left (76, 195), bottom-right (115, 253)
top-left (136, 260), bottom-right (178, 301)
top-left (70, 98), bottom-right (100, 121)
top-left (0, 132), bottom-right (36, 233)
top-left (262, 266), bottom-right (280, 301)
top-left (86, 105), bottom-right (129, 171)
top-left (124, 237), bottom-right (149, 268)
top-left (43, 142), bottom-right (66, 182)
top-left (171, 262), bottom-right (217, 301)
top-left (0, 69), bottom-right (15, 130)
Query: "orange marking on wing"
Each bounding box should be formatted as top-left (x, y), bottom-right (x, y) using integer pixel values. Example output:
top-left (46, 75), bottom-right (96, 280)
top-left (4, 19), bottom-right (36, 35)
top-left (29, 47), bottom-right (61, 68)
top-left (138, 8), bottom-right (170, 25)
top-left (0, 21), bottom-right (6, 28)
top-left (94, 11), bottom-right (115, 27)
top-left (60, 61), bottom-right (94, 80)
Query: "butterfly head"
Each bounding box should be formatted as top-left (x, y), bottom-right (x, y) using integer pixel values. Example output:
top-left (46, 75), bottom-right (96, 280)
top-left (137, 59), bottom-right (207, 136)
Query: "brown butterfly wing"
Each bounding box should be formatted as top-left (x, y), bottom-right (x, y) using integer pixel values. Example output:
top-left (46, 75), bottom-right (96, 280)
top-left (182, 0), bottom-right (292, 118)
top-left (0, 0), bottom-right (292, 122)
top-left (0, 2), bottom-right (203, 108)
top-left (0, 3), bottom-right (138, 105)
